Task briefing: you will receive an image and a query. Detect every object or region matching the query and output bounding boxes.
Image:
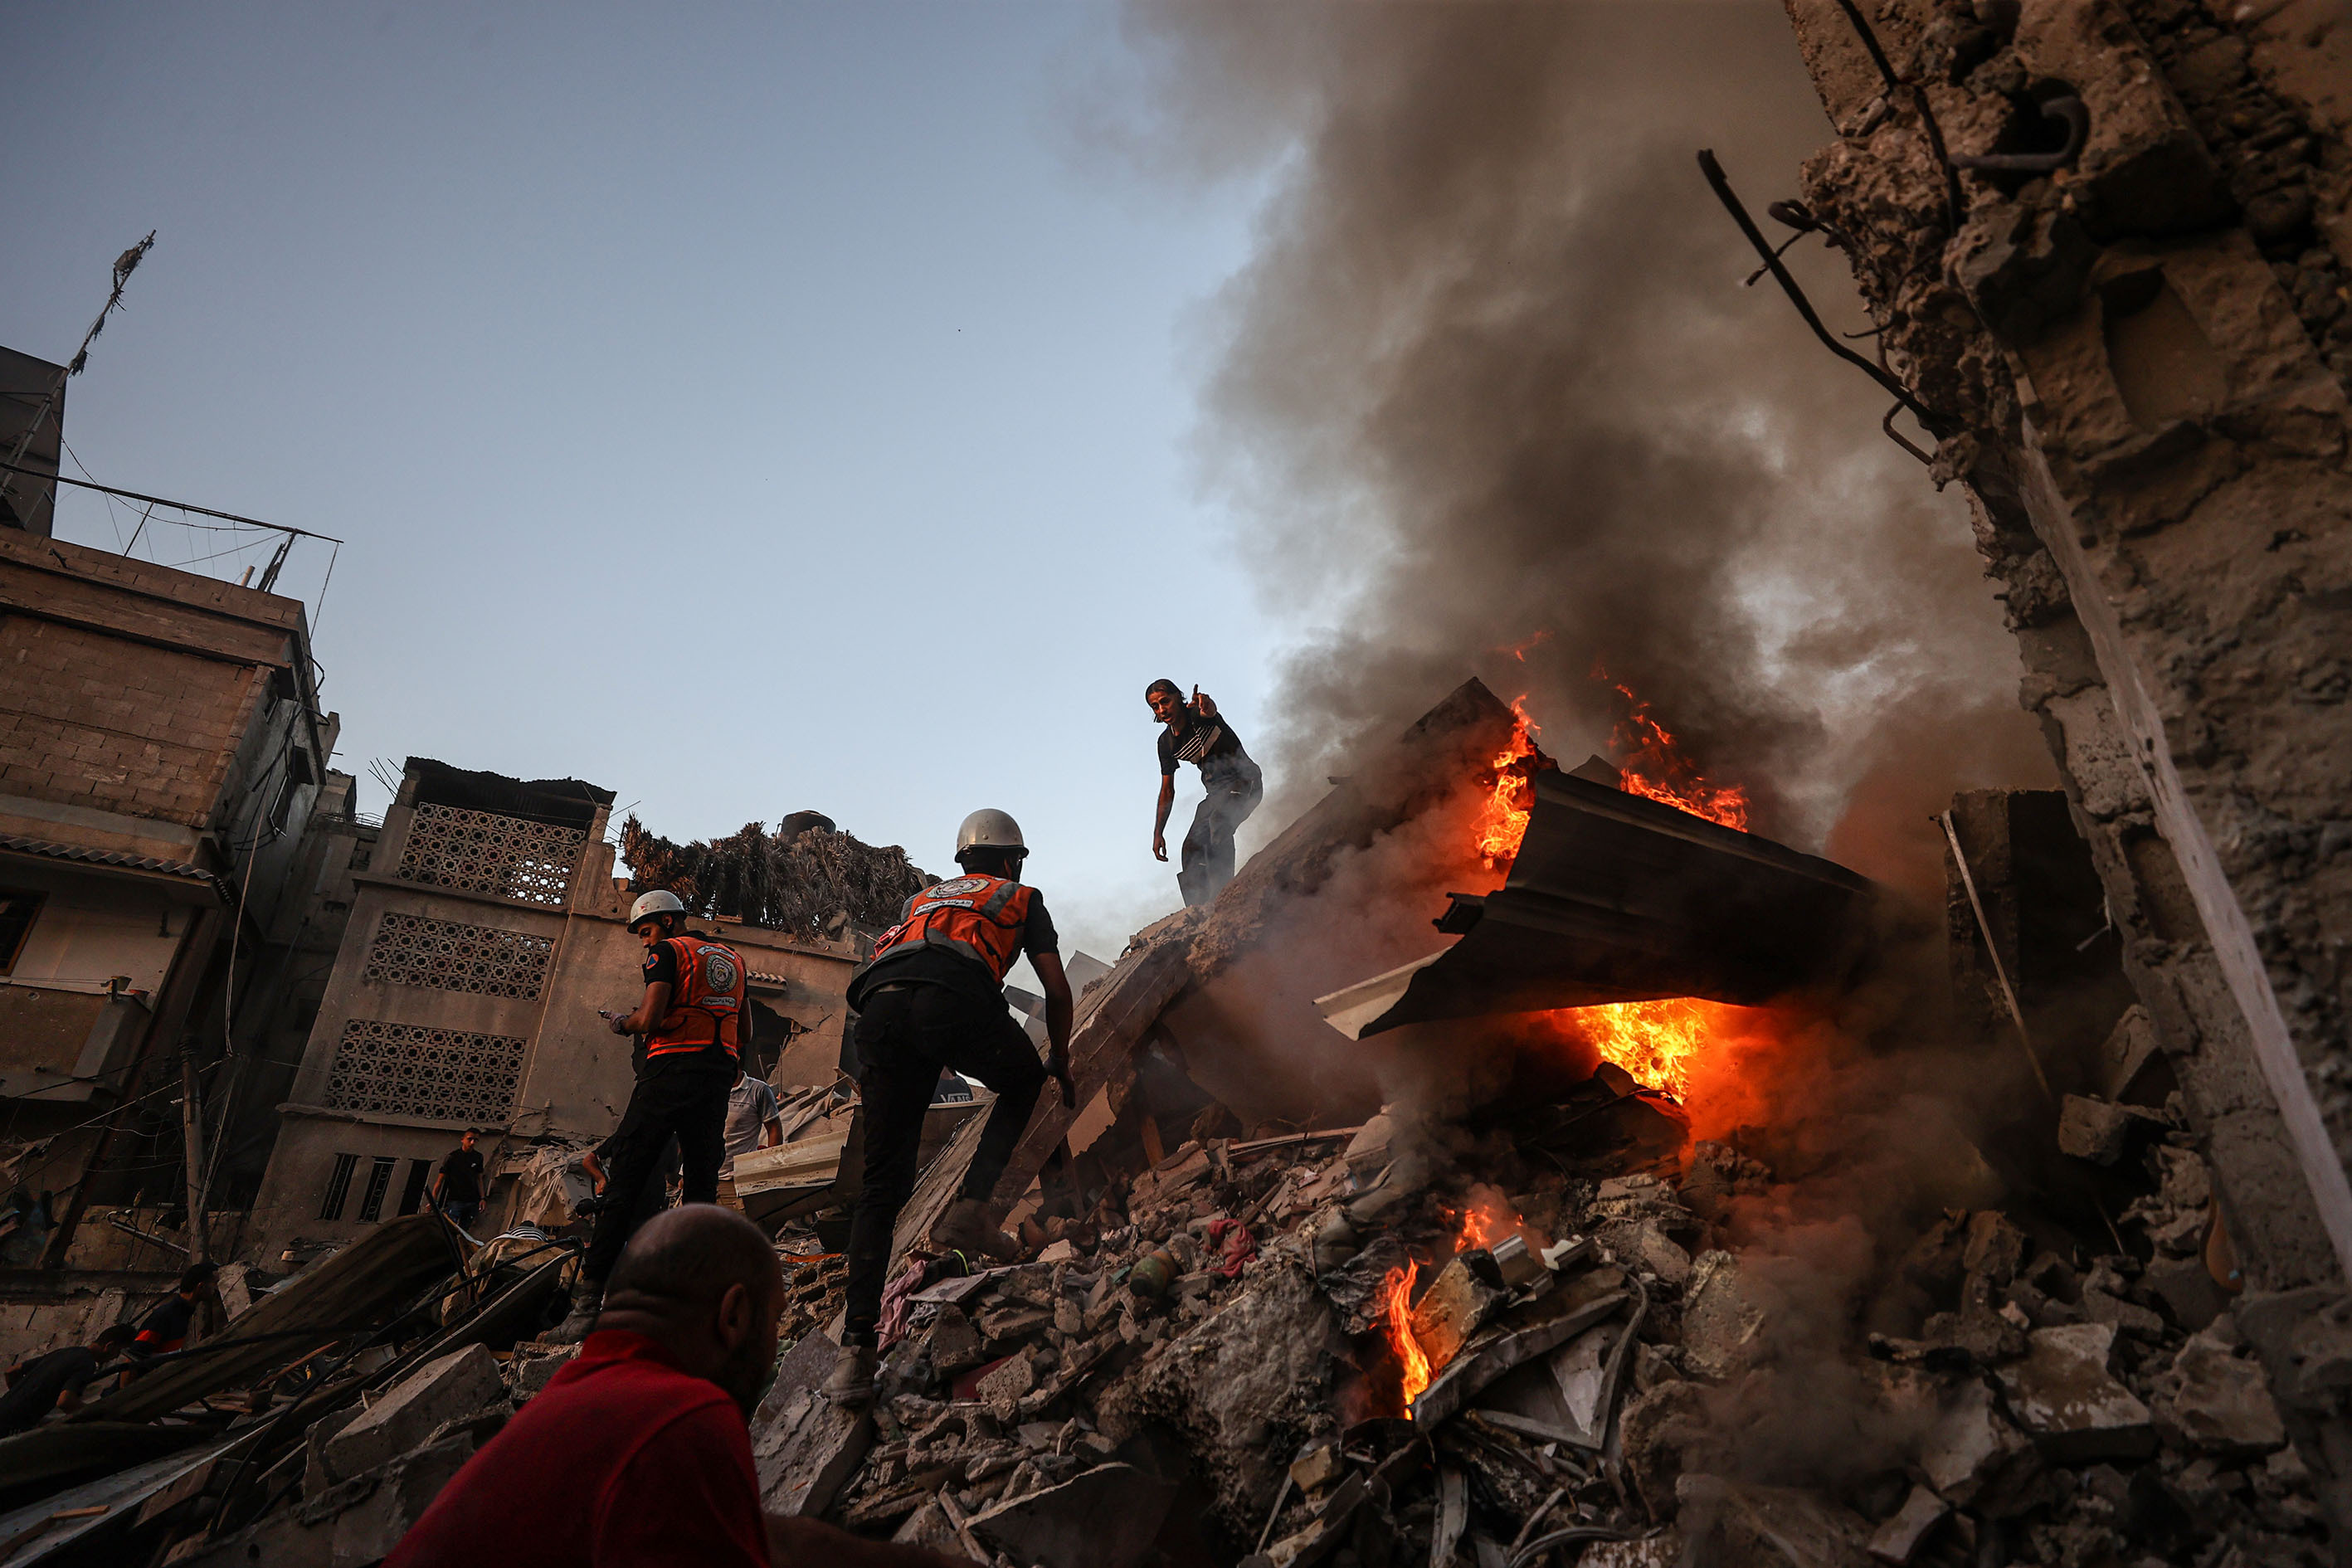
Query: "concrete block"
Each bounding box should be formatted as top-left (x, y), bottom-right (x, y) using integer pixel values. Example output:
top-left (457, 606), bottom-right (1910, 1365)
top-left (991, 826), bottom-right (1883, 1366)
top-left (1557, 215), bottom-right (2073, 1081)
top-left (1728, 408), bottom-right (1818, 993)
top-left (754, 1376), bottom-right (874, 1517)
top-left (1916, 1379), bottom-right (2038, 1511)
top-left (1994, 1323), bottom-right (2156, 1463)
top-left (2155, 1328), bottom-right (2286, 1457)
top-left (319, 1434), bottom-right (477, 1566)
top-left (507, 1342), bottom-right (581, 1402)
top-left (1408, 1254), bottom-right (1505, 1368)
top-left (304, 1405), bottom-right (364, 1497)
top-left (324, 1344), bottom-right (505, 1481)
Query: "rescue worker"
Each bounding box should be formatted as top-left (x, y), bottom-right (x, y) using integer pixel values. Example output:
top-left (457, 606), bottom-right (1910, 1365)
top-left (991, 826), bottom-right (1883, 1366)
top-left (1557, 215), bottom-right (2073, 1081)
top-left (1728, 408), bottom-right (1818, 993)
top-left (1147, 679), bottom-right (1263, 906)
top-left (824, 811), bottom-right (1074, 1405)
top-left (551, 889), bottom-right (747, 1342)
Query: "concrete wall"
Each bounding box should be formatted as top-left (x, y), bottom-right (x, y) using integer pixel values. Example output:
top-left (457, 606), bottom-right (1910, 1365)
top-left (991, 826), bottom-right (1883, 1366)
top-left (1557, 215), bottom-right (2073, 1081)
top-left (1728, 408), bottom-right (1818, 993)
top-left (1778, 0), bottom-right (2352, 1524)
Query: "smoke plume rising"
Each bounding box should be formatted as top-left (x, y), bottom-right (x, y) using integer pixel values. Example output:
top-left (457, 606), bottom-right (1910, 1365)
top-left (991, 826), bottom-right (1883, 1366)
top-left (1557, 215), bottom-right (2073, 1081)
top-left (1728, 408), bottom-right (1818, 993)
top-left (1110, 0), bottom-right (2053, 905)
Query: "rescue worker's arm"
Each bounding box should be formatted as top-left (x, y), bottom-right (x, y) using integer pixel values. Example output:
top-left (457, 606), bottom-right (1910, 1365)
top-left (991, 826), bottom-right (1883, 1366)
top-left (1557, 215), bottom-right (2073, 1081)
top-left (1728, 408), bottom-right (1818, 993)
top-left (1152, 773), bottom-right (1175, 862)
top-left (1032, 952), bottom-right (1077, 1108)
top-left (615, 980), bottom-right (672, 1036)
top-left (761, 1113), bottom-right (784, 1149)
top-left (581, 1149), bottom-right (608, 1195)
top-left (1191, 687), bottom-right (1218, 719)
top-left (427, 1165), bottom-right (445, 1205)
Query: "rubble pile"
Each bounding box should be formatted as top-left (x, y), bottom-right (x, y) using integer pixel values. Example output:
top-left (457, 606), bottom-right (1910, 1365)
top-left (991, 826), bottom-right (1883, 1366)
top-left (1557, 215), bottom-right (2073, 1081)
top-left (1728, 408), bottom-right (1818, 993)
top-left (752, 1053), bottom-right (2325, 1568)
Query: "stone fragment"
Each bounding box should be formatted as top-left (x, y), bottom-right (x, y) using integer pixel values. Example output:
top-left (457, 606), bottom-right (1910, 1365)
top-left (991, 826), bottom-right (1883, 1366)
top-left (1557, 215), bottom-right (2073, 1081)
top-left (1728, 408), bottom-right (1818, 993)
top-left (891, 1497), bottom-right (964, 1553)
top-left (304, 1405), bottom-right (363, 1498)
top-left (2058, 1096), bottom-right (2161, 1166)
top-left (2154, 1327), bottom-right (2286, 1457)
top-left (1602, 1220), bottom-right (1692, 1288)
top-left (969, 1462), bottom-right (1177, 1568)
top-left (325, 1345), bottom-right (505, 1481)
top-left (1410, 1255), bottom-right (1507, 1367)
top-left (1960, 1212), bottom-right (2026, 1284)
top-left (508, 1342), bottom-right (580, 1401)
top-left (1682, 1251), bottom-right (1766, 1381)
top-left (1675, 1473), bottom-right (1872, 1567)
top-left (754, 1353), bottom-right (876, 1517)
top-left (1678, 1141), bottom-right (1770, 1226)
top-left (2080, 1286), bottom-right (2165, 1340)
top-left (1620, 1381), bottom-right (1711, 1519)
top-left (976, 1353), bottom-right (1036, 1415)
top-left (321, 1434), bottom-right (481, 1566)
top-left (1488, 1234), bottom-right (1546, 1289)
top-left (2094, 1006), bottom-right (2159, 1103)
top-left (2142, 1255), bottom-right (2226, 1335)
top-left (1288, 1443), bottom-right (1342, 1493)
top-left (1865, 1483), bottom-right (1948, 1565)
top-left (1994, 1323), bottom-right (2156, 1463)
top-left (1094, 1259), bottom-right (1339, 1544)
top-left (1916, 1378), bottom-right (2040, 1513)
top-left (925, 1306), bottom-right (985, 1373)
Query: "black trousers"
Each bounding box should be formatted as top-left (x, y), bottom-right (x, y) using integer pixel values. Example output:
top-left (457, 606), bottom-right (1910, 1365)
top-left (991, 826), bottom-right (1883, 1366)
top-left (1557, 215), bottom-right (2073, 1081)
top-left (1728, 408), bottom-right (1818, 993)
top-left (582, 1061), bottom-right (733, 1285)
top-left (1178, 758), bottom-right (1264, 907)
top-left (841, 982), bottom-right (1047, 1344)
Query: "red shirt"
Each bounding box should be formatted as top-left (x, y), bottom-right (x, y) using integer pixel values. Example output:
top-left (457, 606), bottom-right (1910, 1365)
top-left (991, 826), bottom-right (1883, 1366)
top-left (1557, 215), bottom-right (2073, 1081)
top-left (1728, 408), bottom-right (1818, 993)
top-left (385, 1331), bottom-right (770, 1568)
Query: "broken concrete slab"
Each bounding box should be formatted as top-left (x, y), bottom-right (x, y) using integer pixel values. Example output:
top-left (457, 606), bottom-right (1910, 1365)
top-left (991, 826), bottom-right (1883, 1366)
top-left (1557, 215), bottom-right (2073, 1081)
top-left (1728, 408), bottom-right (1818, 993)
top-left (1411, 1284), bottom-right (1629, 1429)
top-left (969, 1462), bottom-right (1177, 1568)
top-left (1865, 1483), bottom-right (1948, 1565)
top-left (1994, 1322), bottom-right (2157, 1463)
top-left (1601, 1220), bottom-right (1692, 1288)
top-left (1682, 1251), bottom-right (1767, 1381)
top-left (2057, 1096), bottom-right (2165, 1166)
top-left (2153, 1327), bottom-right (2287, 1457)
top-left (1915, 1378), bottom-right (2040, 1512)
top-left (754, 1370), bottom-right (875, 1518)
top-left (1409, 1254), bottom-right (1507, 1368)
top-left (1096, 1259), bottom-right (1341, 1543)
top-left (1675, 1473), bottom-right (1873, 1568)
top-left (324, 1344), bottom-right (504, 1483)
top-left (506, 1342), bottom-right (580, 1402)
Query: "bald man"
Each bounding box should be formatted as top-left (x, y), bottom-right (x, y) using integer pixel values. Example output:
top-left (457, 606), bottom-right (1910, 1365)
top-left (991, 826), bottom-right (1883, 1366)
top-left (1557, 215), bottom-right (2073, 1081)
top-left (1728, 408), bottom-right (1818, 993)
top-left (387, 1206), bottom-right (970, 1567)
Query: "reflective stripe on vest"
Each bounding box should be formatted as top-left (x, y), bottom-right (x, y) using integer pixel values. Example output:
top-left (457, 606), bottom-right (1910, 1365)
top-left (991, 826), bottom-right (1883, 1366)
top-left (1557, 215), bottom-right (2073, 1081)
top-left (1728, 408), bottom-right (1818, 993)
top-left (866, 874), bottom-right (1033, 984)
top-left (646, 934), bottom-right (746, 1059)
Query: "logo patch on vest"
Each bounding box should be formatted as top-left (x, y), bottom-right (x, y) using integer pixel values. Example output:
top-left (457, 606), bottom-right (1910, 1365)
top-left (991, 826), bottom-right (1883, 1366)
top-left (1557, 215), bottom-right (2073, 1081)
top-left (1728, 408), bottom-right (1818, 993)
top-left (925, 876), bottom-right (991, 899)
top-left (702, 950), bottom-right (740, 993)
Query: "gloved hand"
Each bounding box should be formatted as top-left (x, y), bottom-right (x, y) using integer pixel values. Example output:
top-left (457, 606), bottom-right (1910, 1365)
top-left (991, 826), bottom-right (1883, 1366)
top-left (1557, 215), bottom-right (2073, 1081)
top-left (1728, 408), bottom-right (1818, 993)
top-left (572, 1195), bottom-right (609, 1218)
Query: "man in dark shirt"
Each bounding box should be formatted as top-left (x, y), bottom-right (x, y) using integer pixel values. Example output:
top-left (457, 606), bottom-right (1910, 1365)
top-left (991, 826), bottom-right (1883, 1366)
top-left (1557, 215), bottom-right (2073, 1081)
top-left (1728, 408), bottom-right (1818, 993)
top-left (430, 1129), bottom-right (486, 1233)
top-left (1149, 679), bottom-right (1264, 907)
top-left (387, 1205), bottom-right (965, 1568)
top-left (0, 1324), bottom-right (134, 1434)
top-left (827, 810), bottom-right (1074, 1405)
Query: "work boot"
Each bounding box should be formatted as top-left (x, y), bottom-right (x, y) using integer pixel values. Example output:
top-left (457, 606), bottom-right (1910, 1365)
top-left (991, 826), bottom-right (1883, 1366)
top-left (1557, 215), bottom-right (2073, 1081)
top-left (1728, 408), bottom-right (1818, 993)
top-left (930, 1198), bottom-right (1018, 1262)
top-left (823, 1342), bottom-right (878, 1406)
top-left (544, 1284), bottom-right (603, 1345)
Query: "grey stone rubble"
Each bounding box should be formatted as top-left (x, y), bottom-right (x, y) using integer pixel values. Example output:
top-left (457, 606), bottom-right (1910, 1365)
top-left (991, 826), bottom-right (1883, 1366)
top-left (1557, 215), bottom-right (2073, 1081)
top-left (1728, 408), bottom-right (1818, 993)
top-left (746, 1058), bottom-right (2325, 1568)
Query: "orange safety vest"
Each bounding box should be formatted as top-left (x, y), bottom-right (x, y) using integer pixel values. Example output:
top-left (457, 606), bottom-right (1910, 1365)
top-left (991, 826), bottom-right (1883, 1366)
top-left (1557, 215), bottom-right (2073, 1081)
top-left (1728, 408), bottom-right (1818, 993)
top-left (867, 874), bottom-right (1034, 984)
top-left (645, 934), bottom-right (747, 1060)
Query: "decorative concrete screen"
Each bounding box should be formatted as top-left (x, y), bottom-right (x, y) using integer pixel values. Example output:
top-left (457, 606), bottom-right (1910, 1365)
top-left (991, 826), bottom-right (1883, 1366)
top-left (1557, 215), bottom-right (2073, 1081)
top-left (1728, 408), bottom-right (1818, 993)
top-left (327, 1020), bottom-right (528, 1124)
top-left (362, 913), bottom-right (554, 1000)
top-left (395, 804), bottom-right (583, 908)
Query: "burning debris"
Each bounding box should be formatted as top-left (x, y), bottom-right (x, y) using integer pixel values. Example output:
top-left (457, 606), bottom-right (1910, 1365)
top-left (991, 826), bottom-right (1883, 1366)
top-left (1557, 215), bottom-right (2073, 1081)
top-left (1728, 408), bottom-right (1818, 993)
top-left (0, 690), bottom-right (2322, 1568)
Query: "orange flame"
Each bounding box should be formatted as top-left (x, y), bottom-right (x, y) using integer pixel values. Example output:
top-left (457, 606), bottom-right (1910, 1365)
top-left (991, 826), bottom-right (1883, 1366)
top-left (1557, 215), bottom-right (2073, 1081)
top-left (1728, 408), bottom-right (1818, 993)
top-left (1449, 1185), bottom-right (1525, 1253)
top-left (1473, 696), bottom-right (1541, 868)
top-left (1600, 674), bottom-right (1749, 830)
top-left (1379, 1262), bottom-right (1431, 1407)
top-left (1566, 997), bottom-right (1723, 1101)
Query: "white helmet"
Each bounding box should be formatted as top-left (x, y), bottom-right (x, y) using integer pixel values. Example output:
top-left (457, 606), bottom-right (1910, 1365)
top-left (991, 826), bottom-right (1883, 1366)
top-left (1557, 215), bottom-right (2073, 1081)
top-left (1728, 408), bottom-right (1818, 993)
top-left (954, 810), bottom-right (1027, 864)
top-left (627, 889), bottom-right (686, 929)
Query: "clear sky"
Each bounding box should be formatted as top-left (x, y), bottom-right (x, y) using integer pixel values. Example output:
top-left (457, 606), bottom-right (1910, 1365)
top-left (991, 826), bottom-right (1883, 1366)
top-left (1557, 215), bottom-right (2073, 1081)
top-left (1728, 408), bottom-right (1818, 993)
top-left (4, 2), bottom-right (1280, 961)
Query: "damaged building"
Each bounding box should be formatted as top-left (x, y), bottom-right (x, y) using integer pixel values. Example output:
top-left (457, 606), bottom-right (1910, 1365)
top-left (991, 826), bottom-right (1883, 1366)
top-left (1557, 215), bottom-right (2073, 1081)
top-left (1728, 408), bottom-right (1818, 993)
top-left (0, 5), bottom-right (2345, 1568)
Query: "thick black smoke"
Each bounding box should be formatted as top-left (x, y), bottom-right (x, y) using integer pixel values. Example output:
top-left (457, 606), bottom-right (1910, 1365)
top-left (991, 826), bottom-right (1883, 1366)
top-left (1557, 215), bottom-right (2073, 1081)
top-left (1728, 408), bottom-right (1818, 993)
top-left (1107, 0), bottom-right (2053, 904)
